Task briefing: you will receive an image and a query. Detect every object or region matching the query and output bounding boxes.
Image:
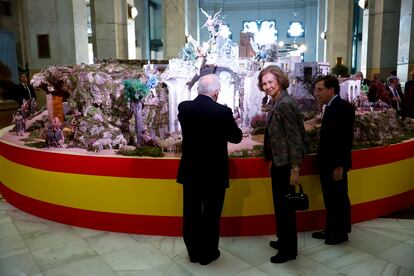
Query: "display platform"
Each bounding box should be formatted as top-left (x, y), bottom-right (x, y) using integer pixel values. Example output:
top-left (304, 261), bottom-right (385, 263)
top-left (0, 125), bottom-right (413, 236)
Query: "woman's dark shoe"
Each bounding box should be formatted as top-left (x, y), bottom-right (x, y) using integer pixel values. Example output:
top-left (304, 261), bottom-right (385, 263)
top-left (270, 252), bottom-right (296, 263)
top-left (269, 240), bottom-right (280, 249)
top-left (312, 231), bottom-right (327, 239)
top-left (189, 255), bottom-right (199, 263)
top-left (199, 250), bottom-right (220, 265)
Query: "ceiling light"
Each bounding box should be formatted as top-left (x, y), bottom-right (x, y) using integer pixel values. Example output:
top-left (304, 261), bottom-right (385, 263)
top-left (130, 7), bottom-right (138, 19)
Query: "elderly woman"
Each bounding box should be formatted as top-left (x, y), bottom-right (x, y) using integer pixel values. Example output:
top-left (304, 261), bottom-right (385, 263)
top-left (258, 65), bottom-right (307, 263)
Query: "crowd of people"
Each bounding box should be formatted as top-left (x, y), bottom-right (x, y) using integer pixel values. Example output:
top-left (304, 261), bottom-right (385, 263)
top-left (359, 70), bottom-right (414, 117)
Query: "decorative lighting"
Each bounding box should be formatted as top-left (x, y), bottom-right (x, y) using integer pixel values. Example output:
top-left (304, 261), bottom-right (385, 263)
top-left (278, 41), bottom-right (285, 47)
top-left (287, 22), bottom-right (304, 38)
top-left (242, 20), bottom-right (278, 44)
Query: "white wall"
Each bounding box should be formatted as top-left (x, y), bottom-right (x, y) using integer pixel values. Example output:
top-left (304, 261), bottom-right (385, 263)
top-left (26, 0), bottom-right (89, 69)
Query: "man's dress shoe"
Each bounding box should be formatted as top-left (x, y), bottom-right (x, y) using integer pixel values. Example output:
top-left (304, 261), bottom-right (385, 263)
top-left (312, 231), bottom-right (327, 239)
top-left (325, 233), bottom-right (348, 245)
top-left (199, 249), bottom-right (220, 265)
top-left (270, 252), bottom-right (296, 263)
top-left (269, 240), bottom-right (280, 249)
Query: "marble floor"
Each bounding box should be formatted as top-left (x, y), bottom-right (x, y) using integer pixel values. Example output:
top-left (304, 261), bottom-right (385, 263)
top-left (0, 200), bottom-right (414, 276)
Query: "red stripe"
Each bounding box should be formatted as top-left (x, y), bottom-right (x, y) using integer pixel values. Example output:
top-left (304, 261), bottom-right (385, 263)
top-left (1, 140), bottom-right (413, 179)
top-left (1, 182), bottom-right (413, 236)
top-left (0, 141), bottom-right (179, 179)
top-left (352, 140), bottom-right (414, 169)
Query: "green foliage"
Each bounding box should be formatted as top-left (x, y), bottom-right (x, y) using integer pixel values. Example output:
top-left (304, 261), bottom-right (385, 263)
top-left (251, 127), bottom-right (265, 135)
top-left (24, 141), bottom-right (47, 148)
top-left (117, 146), bottom-right (163, 157)
top-left (252, 144), bottom-right (263, 151)
top-left (331, 64), bottom-right (349, 77)
top-left (26, 119), bottom-right (46, 132)
top-left (123, 79), bottom-right (150, 102)
top-left (230, 146), bottom-right (264, 158)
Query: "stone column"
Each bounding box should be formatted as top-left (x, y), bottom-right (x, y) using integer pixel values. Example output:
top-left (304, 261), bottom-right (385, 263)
top-left (163, 0), bottom-right (198, 60)
top-left (397, 0), bottom-right (414, 82)
top-left (326, 0), bottom-right (353, 71)
top-left (25, 0), bottom-right (88, 70)
top-left (91, 0), bottom-right (129, 60)
top-left (134, 0), bottom-right (150, 60)
top-left (360, 0), bottom-right (401, 79)
top-left (316, 0), bottom-right (327, 62)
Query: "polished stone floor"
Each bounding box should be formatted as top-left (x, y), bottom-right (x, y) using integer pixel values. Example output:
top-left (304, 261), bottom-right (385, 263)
top-left (1, 200), bottom-right (414, 276)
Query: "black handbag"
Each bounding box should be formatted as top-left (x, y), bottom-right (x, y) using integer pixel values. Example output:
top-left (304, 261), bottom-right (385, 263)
top-left (284, 183), bottom-right (309, 211)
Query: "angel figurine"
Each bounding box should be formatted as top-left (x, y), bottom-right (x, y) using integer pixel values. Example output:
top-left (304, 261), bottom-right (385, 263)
top-left (250, 38), bottom-right (268, 63)
top-left (200, 8), bottom-right (222, 38)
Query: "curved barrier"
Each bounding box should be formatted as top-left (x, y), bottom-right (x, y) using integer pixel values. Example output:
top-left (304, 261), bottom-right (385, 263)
top-left (0, 126), bottom-right (413, 236)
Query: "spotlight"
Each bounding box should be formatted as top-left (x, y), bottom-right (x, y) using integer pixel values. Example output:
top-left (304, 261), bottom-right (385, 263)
top-left (358, 0), bottom-right (368, 9)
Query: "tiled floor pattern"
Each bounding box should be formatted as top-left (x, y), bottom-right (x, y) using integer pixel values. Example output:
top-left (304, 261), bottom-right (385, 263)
top-left (0, 200), bottom-right (414, 276)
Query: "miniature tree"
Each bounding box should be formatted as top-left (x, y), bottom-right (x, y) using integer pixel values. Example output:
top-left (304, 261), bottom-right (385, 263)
top-left (123, 79), bottom-right (150, 147)
top-left (123, 73), bottom-right (159, 148)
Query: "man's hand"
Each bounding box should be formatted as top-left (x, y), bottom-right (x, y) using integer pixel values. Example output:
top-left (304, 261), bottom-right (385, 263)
top-left (332, 166), bottom-right (343, 181)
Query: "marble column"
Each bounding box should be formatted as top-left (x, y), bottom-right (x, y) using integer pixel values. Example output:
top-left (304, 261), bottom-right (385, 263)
top-left (326, 0), bottom-right (353, 70)
top-left (25, 0), bottom-right (88, 69)
top-left (360, 0), bottom-right (401, 79)
top-left (162, 0), bottom-right (198, 60)
top-left (397, 0), bottom-right (414, 82)
top-left (90, 0), bottom-right (129, 60)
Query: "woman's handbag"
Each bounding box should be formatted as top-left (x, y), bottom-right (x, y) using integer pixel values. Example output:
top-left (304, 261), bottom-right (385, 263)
top-left (284, 183), bottom-right (309, 211)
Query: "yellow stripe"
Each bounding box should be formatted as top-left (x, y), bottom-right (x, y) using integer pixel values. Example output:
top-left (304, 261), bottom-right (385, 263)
top-left (349, 158), bottom-right (414, 203)
top-left (1, 156), bottom-right (413, 217)
top-left (0, 157), bottom-right (183, 216)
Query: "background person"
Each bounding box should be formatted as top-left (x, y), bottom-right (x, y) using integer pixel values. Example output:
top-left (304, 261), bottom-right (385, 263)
top-left (15, 73), bottom-right (36, 107)
top-left (177, 73), bottom-right (242, 265)
top-left (355, 71), bottom-right (370, 86)
top-left (403, 70), bottom-right (414, 118)
top-left (368, 73), bottom-right (389, 104)
top-left (386, 76), bottom-right (404, 116)
top-left (258, 65), bottom-right (307, 263)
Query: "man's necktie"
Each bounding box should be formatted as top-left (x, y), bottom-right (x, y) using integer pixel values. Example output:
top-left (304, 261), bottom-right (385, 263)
top-left (24, 84), bottom-right (31, 99)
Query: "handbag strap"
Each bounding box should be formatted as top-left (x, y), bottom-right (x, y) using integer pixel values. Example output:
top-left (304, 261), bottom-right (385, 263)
top-left (290, 183), bottom-right (304, 194)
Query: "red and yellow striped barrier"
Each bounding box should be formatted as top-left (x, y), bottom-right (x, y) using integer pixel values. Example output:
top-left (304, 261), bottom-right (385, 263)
top-left (0, 127), bottom-right (413, 236)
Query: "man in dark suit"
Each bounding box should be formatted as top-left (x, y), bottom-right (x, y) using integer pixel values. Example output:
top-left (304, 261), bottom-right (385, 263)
top-left (403, 70), bottom-right (414, 118)
top-left (15, 73), bottom-right (36, 107)
top-left (386, 76), bottom-right (404, 116)
top-left (177, 73), bottom-right (242, 265)
top-left (312, 75), bottom-right (355, 245)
